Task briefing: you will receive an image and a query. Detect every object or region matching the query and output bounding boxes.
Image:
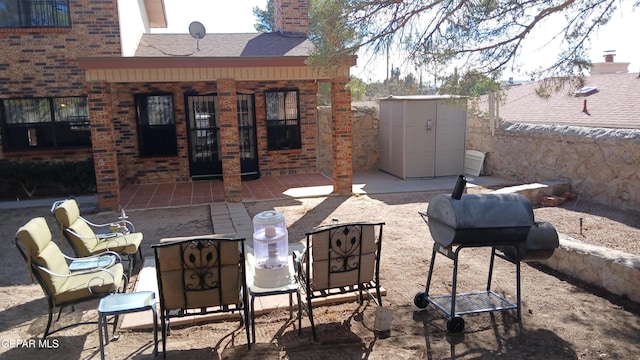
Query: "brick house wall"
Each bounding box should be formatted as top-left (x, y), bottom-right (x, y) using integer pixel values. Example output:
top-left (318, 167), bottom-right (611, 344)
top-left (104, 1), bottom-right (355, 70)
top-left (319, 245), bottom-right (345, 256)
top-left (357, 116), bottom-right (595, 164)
top-left (330, 76), bottom-right (353, 194)
top-left (254, 80), bottom-right (318, 176)
top-left (3, 0), bottom-right (354, 209)
top-left (105, 79), bottom-right (319, 186)
top-left (0, 0), bottom-right (121, 164)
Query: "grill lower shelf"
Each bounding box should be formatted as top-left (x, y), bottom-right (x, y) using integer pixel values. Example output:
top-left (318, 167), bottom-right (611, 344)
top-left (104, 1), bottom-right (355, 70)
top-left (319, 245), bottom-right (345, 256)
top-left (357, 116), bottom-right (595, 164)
top-left (415, 242), bottom-right (523, 332)
top-left (428, 290), bottom-right (517, 316)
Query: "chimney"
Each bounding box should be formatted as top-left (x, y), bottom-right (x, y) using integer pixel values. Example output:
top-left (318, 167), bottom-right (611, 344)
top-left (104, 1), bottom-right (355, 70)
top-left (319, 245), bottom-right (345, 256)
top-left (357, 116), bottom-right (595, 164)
top-left (274, 0), bottom-right (309, 37)
top-left (590, 50), bottom-right (630, 75)
top-left (603, 50), bottom-right (615, 63)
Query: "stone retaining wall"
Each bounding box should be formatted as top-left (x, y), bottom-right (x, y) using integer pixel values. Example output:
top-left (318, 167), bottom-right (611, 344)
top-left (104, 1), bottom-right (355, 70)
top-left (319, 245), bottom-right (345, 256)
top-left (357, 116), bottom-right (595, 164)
top-left (540, 237), bottom-right (640, 303)
top-left (466, 109), bottom-right (640, 211)
top-left (495, 182), bottom-right (640, 303)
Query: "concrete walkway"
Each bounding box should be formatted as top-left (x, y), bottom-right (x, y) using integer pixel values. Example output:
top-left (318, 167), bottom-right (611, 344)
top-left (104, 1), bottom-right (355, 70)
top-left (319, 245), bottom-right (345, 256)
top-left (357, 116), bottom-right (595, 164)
top-left (0, 171), bottom-right (513, 211)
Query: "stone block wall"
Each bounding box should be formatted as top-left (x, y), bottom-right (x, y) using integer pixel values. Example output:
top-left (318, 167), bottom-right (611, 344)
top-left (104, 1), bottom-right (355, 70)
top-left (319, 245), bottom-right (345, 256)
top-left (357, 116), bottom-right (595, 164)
top-left (467, 108), bottom-right (640, 210)
top-left (321, 101), bottom-right (638, 210)
top-left (318, 101), bottom-right (379, 173)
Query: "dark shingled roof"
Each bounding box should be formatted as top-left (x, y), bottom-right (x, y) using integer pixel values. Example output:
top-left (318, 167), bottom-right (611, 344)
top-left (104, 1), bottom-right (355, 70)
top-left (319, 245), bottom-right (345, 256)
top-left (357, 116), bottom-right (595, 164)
top-left (135, 32), bottom-right (314, 58)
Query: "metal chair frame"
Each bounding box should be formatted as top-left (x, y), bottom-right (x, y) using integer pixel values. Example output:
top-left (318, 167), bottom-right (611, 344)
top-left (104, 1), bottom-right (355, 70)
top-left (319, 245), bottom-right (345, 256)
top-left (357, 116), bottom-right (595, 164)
top-left (294, 221), bottom-right (384, 340)
top-left (50, 200), bottom-right (142, 279)
top-left (15, 237), bottom-right (125, 339)
top-left (152, 236), bottom-right (251, 357)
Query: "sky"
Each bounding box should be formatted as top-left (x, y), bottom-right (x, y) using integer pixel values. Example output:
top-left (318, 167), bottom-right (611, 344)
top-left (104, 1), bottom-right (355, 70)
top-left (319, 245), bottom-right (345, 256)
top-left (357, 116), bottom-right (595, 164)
top-left (153, 0), bottom-right (640, 82)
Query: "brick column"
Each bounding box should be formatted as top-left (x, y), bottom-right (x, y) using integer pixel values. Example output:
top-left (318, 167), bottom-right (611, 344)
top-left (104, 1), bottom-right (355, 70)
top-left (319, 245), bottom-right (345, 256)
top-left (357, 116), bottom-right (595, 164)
top-left (88, 81), bottom-right (120, 211)
top-left (218, 79), bottom-right (242, 202)
top-left (331, 77), bottom-right (353, 194)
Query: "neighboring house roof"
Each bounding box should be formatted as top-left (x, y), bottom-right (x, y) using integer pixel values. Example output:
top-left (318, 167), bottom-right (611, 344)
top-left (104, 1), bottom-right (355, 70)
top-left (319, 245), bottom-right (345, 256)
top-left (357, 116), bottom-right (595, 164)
top-left (135, 32), bottom-right (314, 57)
top-left (482, 72), bottom-right (640, 129)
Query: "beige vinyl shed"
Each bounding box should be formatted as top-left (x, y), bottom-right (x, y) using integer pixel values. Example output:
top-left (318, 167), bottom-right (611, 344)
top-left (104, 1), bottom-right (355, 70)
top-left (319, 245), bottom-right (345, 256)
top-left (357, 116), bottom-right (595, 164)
top-left (378, 95), bottom-right (467, 179)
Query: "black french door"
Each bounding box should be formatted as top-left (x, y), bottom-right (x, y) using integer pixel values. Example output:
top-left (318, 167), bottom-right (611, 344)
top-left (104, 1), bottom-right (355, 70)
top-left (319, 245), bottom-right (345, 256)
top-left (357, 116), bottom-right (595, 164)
top-left (185, 93), bottom-right (258, 179)
top-left (186, 94), bottom-right (221, 178)
top-left (237, 94), bottom-right (259, 178)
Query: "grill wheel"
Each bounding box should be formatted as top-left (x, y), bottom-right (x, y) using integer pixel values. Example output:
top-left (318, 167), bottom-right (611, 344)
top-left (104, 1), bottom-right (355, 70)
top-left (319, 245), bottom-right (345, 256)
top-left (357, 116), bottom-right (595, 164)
top-left (414, 292), bottom-right (429, 309)
top-left (447, 316), bottom-right (465, 333)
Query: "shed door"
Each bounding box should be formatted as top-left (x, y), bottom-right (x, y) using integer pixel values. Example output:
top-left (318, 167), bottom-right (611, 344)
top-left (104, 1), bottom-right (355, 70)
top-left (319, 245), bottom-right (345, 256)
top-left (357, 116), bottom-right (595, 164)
top-left (404, 100), bottom-right (436, 178)
top-left (435, 100), bottom-right (467, 176)
top-left (379, 99), bottom-right (406, 178)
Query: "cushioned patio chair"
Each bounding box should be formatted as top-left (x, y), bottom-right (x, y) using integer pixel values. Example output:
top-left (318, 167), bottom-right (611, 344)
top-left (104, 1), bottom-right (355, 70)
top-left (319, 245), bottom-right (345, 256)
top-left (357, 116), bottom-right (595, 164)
top-left (15, 217), bottom-right (125, 339)
top-left (51, 199), bottom-right (143, 278)
top-left (294, 221), bottom-right (385, 340)
top-left (152, 235), bottom-right (251, 357)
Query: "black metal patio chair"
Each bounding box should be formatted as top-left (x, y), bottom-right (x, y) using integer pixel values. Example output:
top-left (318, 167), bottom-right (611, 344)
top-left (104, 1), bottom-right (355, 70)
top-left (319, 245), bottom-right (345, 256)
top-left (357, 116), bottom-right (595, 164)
top-left (294, 221), bottom-right (385, 340)
top-left (152, 235), bottom-right (251, 357)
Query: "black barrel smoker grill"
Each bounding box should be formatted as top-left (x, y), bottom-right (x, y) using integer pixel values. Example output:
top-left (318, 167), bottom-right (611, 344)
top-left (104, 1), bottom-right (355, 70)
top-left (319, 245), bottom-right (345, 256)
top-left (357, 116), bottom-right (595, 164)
top-left (414, 176), bottom-right (559, 332)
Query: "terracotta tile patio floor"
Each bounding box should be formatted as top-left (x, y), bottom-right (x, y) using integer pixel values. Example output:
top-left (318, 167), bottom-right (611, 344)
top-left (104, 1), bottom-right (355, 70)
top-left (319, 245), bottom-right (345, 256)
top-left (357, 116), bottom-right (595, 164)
top-left (119, 173), bottom-right (334, 210)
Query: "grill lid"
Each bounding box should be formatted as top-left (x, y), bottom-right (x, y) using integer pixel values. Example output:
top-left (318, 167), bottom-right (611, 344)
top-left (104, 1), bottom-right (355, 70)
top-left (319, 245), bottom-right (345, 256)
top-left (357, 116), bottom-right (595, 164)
top-left (425, 193), bottom-right (535, 247)
top-left (427, 193), bottom-right (534, 229)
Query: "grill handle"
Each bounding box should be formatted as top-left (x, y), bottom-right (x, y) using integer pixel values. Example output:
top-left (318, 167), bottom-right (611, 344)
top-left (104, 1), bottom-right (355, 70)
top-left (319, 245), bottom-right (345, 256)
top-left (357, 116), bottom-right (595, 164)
top-left (451, 175), bottom-right (467, 200)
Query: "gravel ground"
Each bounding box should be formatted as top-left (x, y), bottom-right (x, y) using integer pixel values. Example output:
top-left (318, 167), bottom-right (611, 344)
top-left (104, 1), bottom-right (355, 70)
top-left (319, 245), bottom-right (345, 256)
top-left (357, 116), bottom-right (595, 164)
top-left (533, 199), bottom-right (640, 256)
top-left (1, 193), bottom-right (638, 359)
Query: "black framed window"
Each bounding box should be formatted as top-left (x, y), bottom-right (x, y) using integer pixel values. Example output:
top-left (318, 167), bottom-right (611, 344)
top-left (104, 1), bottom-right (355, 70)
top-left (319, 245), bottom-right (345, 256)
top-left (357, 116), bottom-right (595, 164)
top-left (135, 94), bottom-right (177, 157)
top-left (265, 89), bottom-right (301, 150)
top-left (1, 96), bottom-right (90, 151)
top-left (0, 0), bottom-right (71, 28)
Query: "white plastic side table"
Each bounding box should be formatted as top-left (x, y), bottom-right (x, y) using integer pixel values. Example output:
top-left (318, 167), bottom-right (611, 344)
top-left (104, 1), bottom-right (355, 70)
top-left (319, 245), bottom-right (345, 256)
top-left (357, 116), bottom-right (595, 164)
top-left (247, 255), bottom-right (299, 343)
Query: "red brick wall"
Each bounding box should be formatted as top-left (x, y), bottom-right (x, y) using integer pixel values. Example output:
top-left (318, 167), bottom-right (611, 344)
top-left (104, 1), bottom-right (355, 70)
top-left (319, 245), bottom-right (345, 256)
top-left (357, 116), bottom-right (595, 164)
top-left (331, 77), bottom-right (353, 194)
top-left (0, 0), bottom-right (121, 163)
top-left (107, 79), bottom-right (318, 185)
top-left (108, 82), bottom-right (196, 185)
top-left (218, 80), bottom-right (242, 202)
top-left (251, 80), bottom-right (319, 176)
top-left (89, 81), bottom-right (120, 210)
top-left (274, 0), bottom-right (309, 36)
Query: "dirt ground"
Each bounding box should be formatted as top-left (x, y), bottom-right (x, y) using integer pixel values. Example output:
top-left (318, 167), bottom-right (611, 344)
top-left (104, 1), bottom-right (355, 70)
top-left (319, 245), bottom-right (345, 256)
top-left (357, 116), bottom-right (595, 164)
top-left (1, 192), bottom-right (639, 359)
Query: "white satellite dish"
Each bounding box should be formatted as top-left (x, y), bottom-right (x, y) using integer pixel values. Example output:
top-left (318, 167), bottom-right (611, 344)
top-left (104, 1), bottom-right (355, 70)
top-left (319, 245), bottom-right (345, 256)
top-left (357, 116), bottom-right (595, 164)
top-left (188, 21), bottom-right (206, 51)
